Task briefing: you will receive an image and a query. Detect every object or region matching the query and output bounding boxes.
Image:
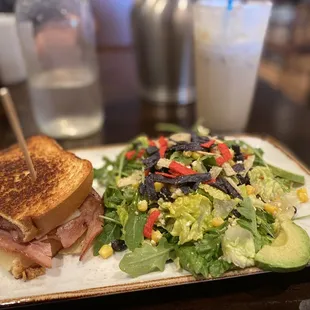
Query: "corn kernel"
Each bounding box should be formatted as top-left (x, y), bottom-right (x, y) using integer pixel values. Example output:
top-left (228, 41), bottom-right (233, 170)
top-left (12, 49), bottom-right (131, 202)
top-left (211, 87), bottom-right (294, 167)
top-left (154, 182), bottom-right (164, 192)
top-left (297, 188), bottom-right (309, 203)
top-left (169, 186), bottom-right (177, 193)
top-left (246, 185), bottom-right (256, 195)
top-left (264, 203), bottom-right (278, 215)
top-left (211, 217), bottom-right (224, 227)
top-left (151, 230), bottom-right (162, 244)
top-left (149, 207), bottom-right (158, 214)
top-left (192, 152), bottom-right (201, 160)
top-left (132, 183), bottom-right (139, 190)
top-left (138, 200), bottom-right (148, 212)
top-left (183, 151), bottom-right (192, 158)
top-left (99, 244), bottom-right (113, 259)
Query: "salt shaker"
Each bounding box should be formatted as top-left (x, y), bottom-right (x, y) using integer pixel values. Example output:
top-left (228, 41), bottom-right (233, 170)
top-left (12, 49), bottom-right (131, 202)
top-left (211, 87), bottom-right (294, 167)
top-left (131, 0), bottom-right (196, 105)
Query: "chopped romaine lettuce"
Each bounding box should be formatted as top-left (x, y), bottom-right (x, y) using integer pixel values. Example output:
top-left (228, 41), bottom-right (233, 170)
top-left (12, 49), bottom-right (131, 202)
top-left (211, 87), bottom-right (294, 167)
top-left (200, 184), bottom-right (231, 201)
top-left (213, 199), bottom-right (238, 219)
top-left (159, 194), bottom-right (212, 244)
top-left (222, 225), bottom-right (256, 268)
top-left (249, 167), bottom-right (284, 202)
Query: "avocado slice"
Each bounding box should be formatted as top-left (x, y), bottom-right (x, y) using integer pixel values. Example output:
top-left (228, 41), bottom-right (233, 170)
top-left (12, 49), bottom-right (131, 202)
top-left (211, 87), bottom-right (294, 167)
top-left (255, 221), bottom-right (310, 272)
top-left (268, 164), bottom-right (305, 185)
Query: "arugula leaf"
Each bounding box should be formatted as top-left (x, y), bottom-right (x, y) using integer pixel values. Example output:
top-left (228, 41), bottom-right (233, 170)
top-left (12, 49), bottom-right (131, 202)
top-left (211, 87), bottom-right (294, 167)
top-left (176, 245), bottom-right (208, 278)
top-left (195, 224), bottom-right (227, 261)
top-left (170, 151), bottom-right (193, 166)
top-left (104, 187), bottom-right (124, 209)
top-left (124, 209), bottom-right (147, 251)
top-left (237, 197), bottom-right (257, 235)
top-left (119, 238), bottom-right (173, 277)
top-left (269, 164), bottom-right (305, 185)
top-left (256, 209), bottom-right (275, 238)
top-left (209, 260), bottom-right (231, 277)
top-left (202, 155), bottom-right (217, 167)
top-left (177, 242), bottom-right (231, 278)
top-left (93, 223), bottom-right (121, 255)
top-left (155, 123), bottom-right (185, 133)
top-left (117, 205), bottom-right (129, 227)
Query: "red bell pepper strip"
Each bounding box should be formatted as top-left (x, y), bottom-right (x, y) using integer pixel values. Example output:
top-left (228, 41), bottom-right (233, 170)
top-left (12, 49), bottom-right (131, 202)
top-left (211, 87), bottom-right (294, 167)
top-left (169, 161), bottom-right (196, 175)
top-left (218, 143), bottom-right (232, 161)
top-left (216, 143), bottom-right (233, 166)
top-left (137, 149), bottom-right (146, 158)
top-left (148, 139), bottom-right (156, 147)
top-left (216, 157), bottom-right (226, 166)
top-left (158, 136), bottom-right (168, 158)
top-left (201, 140), bottom-right (215, 148)
top-left (143, 210), bottom-right (161, 239)
top-left (125, 150), bottom-right (136, 160)
top-left (155, 172), bottom-right (176, 179)
top-left (144, 169), bottom-right (150, 177)
top-left (203, 178), bottom-right (216, 184)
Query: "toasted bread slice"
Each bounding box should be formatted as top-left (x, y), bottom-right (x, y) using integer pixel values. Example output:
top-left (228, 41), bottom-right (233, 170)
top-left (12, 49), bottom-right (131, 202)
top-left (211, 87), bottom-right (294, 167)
top-left (0, 136), bottom-right (93, 242)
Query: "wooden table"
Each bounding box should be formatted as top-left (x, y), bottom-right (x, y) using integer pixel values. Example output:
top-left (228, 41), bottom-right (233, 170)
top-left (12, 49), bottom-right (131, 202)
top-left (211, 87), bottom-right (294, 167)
top-left (1, 50), bottom-right (310, 310)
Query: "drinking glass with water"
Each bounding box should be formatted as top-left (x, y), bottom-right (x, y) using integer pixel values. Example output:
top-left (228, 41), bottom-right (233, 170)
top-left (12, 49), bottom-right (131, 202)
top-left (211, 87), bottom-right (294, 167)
top-left (15, 0), bottom-right (104, 138)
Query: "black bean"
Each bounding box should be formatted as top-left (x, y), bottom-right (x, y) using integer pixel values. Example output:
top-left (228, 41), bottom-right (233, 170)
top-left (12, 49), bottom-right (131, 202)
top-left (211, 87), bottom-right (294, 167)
top-left (111, 240), bottom-right (127, 252)
top-left (232, 163), bottom-right (245, 173)
top-left (237, 174), bottom-right (250, 185)
top-left (234, 154), bottom-right (244, 162)
top-left (231, 209), bottom-right (241, 218)
top-left (158, 186), bottom-right (173, 201)
top-left (232, 145), bottom-right (241, 155)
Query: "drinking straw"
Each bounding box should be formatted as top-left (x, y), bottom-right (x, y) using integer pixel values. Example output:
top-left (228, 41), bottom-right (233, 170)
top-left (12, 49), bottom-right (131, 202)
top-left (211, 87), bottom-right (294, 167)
top-left (227, 0), bottom-right (233, 10)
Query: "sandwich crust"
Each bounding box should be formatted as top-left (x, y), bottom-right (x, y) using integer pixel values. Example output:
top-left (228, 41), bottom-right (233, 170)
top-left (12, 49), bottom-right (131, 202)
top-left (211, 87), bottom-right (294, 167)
top-left (0, 136), bottom-right (93, 242)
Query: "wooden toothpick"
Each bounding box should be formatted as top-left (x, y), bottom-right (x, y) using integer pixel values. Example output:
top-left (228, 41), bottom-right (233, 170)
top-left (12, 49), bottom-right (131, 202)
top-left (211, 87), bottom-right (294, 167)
top-left (0, 87), bottom-right (37, 181)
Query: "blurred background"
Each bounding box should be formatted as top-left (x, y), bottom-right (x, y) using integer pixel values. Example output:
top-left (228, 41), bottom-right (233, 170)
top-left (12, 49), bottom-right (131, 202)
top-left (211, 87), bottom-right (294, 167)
top-left (1, 0), bottom-right (308, 102)
top-left (1, 0), bottom-right (310, 163)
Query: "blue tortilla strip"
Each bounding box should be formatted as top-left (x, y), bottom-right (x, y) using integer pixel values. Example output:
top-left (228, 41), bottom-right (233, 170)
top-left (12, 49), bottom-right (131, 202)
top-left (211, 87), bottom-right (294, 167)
top-left (191, 133), bottom-right (210, 144)
top-left (175, 173), bottom-right (211, 185)
top-left (210, 178), bottom-right (229, 194)
top-left (221, 178), bottom-right (243, 199)
top-left (145, 175), bottom-right (157, 201)
top-left (180, 186), bottom-right (191, 195)
top-left (168, 142), bottom-right (205, 152)
top-left (152, 174), bottom-right (176, 185)
top-left (146, 146), bottom-right (159, 155)
top-left (232, 163), bottom-right (245, 173)
top-left (139, 183), bottom-right (147, 196)
top-left (143, 151), bottom-right (160, 170)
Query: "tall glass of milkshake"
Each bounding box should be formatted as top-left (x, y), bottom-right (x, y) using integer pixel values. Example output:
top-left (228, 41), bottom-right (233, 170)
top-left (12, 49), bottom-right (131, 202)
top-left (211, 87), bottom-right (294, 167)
top-left (193, 0), bottom-right (272, 132)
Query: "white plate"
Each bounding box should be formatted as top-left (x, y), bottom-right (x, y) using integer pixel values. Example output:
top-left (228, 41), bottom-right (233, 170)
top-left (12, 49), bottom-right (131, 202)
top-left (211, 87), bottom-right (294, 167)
top-left (1, 135), bottom-right (310, 307)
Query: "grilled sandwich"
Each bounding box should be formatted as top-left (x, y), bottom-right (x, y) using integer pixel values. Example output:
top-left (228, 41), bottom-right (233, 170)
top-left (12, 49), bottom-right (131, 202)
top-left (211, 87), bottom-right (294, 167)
top-left (0, 136), bottom-right (103, 280)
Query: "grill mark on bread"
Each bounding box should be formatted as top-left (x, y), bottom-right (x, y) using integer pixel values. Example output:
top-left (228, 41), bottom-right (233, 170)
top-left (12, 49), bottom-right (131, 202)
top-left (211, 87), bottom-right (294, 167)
top-left (0, 157), bottom-right (63, 218)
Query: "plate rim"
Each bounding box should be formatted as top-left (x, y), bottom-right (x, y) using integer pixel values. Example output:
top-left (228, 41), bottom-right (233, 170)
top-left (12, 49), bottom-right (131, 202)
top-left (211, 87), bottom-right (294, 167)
top-left (1, 134), bottom-right (309, 307)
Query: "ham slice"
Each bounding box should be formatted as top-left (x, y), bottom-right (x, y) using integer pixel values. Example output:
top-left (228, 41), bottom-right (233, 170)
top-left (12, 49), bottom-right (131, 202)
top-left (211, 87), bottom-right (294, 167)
top-left (80, 191), bottom-right (103, 260)
top-left (0, 230), bottom-right (52, 268)
top-left (54, 189), bottom-right (103, 259)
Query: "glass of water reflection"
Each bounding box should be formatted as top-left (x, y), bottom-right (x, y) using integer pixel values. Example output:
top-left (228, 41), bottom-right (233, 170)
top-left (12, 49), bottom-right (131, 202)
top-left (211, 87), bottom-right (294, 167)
top-left (15, 0), bottom-right (104, 139)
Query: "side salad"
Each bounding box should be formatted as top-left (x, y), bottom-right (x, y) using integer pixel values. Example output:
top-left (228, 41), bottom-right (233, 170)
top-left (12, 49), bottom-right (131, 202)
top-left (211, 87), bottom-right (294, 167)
top-left (94, 127), bottom-right (310, 278)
